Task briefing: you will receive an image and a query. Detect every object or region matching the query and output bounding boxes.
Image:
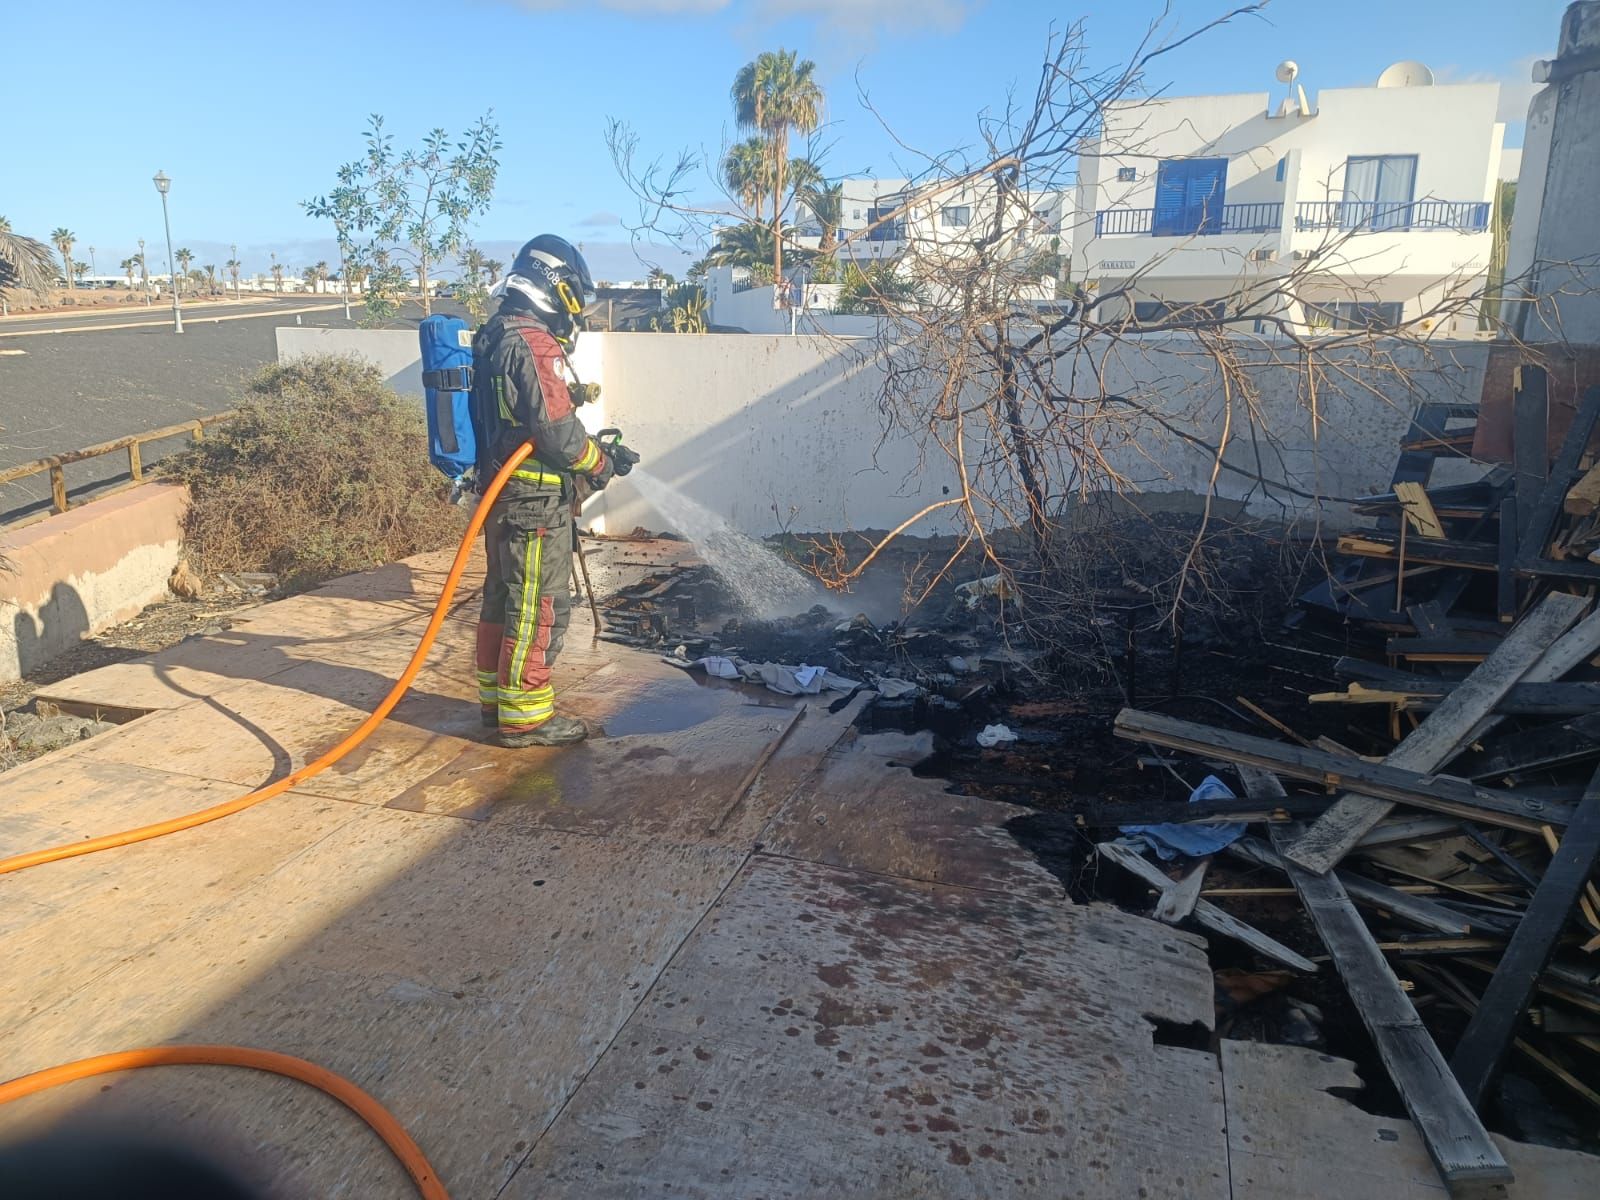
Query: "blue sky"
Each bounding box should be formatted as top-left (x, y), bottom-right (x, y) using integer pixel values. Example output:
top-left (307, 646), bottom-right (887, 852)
top-left (5, 0), bottom-right (1563, 281)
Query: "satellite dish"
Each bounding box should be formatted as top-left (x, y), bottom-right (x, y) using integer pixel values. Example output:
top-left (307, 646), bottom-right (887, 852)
top-left (1276, 60), bottom-right (1299, 84)
top-left (1377, 60), bottom-right (1435, 87)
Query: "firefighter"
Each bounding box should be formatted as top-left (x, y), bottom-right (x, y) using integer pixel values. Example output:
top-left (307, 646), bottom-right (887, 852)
top-left (469, 235), bottom-right (629, 747)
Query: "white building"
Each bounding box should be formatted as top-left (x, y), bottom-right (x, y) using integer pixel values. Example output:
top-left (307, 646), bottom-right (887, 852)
top-left (798, 176), bottom-right (1066, 268)
top-left (1071, 63), bottom-right (1505, 334)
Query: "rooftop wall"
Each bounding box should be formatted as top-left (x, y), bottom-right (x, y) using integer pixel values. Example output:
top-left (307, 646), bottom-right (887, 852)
top-left (277, 326), bottom-right (1490, 539)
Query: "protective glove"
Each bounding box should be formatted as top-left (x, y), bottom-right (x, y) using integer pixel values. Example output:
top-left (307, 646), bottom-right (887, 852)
top-left (588, 447), bottom-right (617, 490)
top-left (567, 381), bottom-right (601, 408)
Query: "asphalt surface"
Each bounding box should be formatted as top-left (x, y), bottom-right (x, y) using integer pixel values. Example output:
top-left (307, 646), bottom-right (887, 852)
top-left (0, 297), bottom-right (455, 523)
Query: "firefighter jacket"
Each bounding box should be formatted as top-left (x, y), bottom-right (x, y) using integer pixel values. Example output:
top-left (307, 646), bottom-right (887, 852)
top-left (470, 309), bottom-right (609, 501)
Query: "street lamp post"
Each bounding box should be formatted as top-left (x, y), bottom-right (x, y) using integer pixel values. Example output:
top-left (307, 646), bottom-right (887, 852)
top-left (139, 239), bottom-right (149, 305)
top-left (153, 171), bottom-right (183, 333)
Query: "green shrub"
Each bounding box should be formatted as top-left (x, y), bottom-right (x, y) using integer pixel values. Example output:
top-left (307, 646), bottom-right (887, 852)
top-left (163, 356), bottom-right (464, 590)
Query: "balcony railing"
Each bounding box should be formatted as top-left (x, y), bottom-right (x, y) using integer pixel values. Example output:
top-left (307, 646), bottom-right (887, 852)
top-left (1094, 198), bottom-right (1491, 238)
top-left (1293, 199), bottom-right (1490, 233)
top-left (1094, 202), bottom-right (1283, 237)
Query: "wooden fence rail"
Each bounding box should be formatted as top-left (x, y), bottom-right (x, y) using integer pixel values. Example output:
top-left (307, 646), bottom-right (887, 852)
top-left (0, 411), bottom-right (236, 525)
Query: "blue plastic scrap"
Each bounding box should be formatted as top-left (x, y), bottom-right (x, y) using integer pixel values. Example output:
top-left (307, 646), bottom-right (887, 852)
top-left (1118, 775), bottom-right (1246, 860)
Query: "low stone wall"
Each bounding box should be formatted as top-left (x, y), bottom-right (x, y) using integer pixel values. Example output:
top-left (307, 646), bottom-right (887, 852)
top-left (0, 484), bottom-right (187, 682)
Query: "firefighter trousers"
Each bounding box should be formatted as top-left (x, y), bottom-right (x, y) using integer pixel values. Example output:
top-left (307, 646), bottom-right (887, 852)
top-left (476, 492), bottom-right (572, 732)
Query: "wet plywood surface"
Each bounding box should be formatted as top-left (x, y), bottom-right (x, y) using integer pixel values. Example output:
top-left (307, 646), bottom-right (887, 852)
top-left (763, 729), bottom-right (1068, 902)
top-left (9, 543), bottom-right (1600, 1198)
top-left (1220, 1041), bottom-right (1600, 1199)
top-left (519, 854), bottom-right (1226, 1199)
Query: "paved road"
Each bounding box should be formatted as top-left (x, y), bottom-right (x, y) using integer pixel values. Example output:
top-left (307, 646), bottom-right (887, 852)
top-left (0, 296), bottom-right (350, 336)
top-left (0, 296), bottom-right (470, 524)
top-left (0, 297), bottom-right (469, 523)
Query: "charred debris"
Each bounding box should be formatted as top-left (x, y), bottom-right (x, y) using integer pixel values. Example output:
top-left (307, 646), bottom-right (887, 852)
top-left (592, 364), bottom-right (1600, 1188)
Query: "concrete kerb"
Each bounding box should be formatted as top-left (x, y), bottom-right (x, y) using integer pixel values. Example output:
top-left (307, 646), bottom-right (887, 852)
top-left (0, 484), bottom-right (188, 683)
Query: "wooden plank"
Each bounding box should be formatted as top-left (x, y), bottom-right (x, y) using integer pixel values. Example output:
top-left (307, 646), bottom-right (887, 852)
top-left (1498, 495), bottom-right (1520, 623)
top-left (1153, 858), bottom-right (1208, 923)
top-left (1517, 385), bottom-right (1600, 576)
top-left (1234, 765), bottom-right (1514, 1194)
top-left (1455, 712), bottom-right (1600, 781)
top-left (1513, 365), bottom-right (1550, 542)
top-left (1281, 591), bottom-right (1589, 875)
top-left (1565, 462), bottom-right (1600, 517)
top-left (1407, 601), bottom-right (1454, 637)
top-left (1114, 709), bottom-right (1573, 832)
top-left (1395, 481), bottom-right (1447, 539)
top-left (1335, 531), bottom-right (1499, 571)
top-left (1094, 841), bottom-right (1316, 972)
top-left (127, 439), bottom-right (143, 482)
top-left (1227, 838), bottom-right (1496, 938)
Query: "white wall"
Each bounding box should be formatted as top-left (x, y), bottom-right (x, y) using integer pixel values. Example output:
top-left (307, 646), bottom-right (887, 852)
top-left (705, 268), bottom-right (882, 336)
top-left (277, 325), bottom-right (1490, 541)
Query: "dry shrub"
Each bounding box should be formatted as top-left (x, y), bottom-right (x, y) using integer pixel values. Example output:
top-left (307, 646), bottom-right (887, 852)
top-left (164, 356), bottom-right (464, 590)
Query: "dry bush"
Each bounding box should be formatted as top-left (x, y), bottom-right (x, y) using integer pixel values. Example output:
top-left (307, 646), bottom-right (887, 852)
top-left (163, 356), bottom-right (464, 590)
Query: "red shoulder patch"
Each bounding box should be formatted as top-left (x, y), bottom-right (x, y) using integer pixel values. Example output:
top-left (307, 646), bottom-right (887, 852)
top-left (514, 326), bottom-right (573, 420)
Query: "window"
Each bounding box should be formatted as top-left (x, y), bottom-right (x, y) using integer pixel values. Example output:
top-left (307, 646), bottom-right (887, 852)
top-left (1132, 299), bottom-right (1226, 327)
top-left (940, 205), bottom-right (972, 228)
top-left (1117, 166), bottom-right (1138, 182)
top-left (852, 208), bottom-right (862, 221)
top-left (1308, 300), bottom-right (1404, 331)
top-left (1275, 157), bottom-right (1286, 183)
top-left (1152, 157), bottom-right (1228, 236)
top-left (1342, 155), bottom-right (1417, 231)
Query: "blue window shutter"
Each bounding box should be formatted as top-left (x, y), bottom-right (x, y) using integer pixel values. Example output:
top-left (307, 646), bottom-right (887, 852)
top-left (1154, 158), bottom-right (1227, 235)
top-left (1186, 159), bottom-right (1228, 232)
top-left (1153, 161), bottom-right (1190, 235)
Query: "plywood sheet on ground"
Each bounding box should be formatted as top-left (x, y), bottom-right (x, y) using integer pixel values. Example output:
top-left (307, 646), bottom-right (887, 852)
top-left (0, 806), bottom-right (748, 1200)
top-left (517, 854), bottom-right (1225, 1199)
top-left (0, 785), bottom-right (359, 1028)
top-left (1220, 1040), bottom-right (1600, 1199)
top-left (762, 729), bottom-right (1068, 901)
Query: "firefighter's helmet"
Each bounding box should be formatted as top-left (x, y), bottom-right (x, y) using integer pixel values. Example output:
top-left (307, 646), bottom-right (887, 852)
top-left (498, 235), bottom-right (595, 339)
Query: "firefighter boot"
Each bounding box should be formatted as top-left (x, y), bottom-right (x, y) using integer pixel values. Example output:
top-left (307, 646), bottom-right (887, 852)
top-left (497, 714), bottom-right (589, 748)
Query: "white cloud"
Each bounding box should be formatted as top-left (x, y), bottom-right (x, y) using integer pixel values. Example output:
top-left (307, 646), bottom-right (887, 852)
top-left (750, 0), bottom-right (973, 37)
top-left (1435, 53), bottom-right (1548, 126)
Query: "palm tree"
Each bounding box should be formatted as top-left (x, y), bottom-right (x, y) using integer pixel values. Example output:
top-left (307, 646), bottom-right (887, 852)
top-left (731, 49), bottom-right (824, 280)
top-left (175, 247), bottom-right (193, 294)
top-left (72, 260), bottom-right (89, 282)
top-left (120, 257), bottom-right (136, 291)
top-left (270, 252), bottom-right (283, 293)
top-left (0, 218), bottom-right (60, 293)
top-left (50, 228), bottom-right (76, 290)
top-left (204, 263), bottom-right (218, 293)
top-left (722, 137), bottom-right (771, 227)
top-left (459, 246), bottom-right (484, 289)
top-left (302, 266), bottom-right (320, 291)
top-left (226, 257), bottom-right (241, 298)
top-left (482, 258), bottom-right (503, 285)
top-left (800, 181), bottom-right (844, 256)
top-left (702, 221), bottom-right (811, 275)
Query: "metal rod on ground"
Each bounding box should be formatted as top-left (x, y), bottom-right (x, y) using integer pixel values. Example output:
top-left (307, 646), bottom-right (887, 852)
top-left (572, 513), bottom-right (603, 640)
top-left (707, 705), bottom-right (807, 835)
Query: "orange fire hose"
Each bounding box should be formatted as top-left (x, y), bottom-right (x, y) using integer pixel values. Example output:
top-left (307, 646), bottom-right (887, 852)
top-left (0, 1045), bottom-right (448, 1199)
top-left (0, 442), bottom-right (532, 878)
top-left (0, 442), bottom-right (540, 1198)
